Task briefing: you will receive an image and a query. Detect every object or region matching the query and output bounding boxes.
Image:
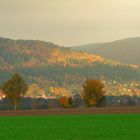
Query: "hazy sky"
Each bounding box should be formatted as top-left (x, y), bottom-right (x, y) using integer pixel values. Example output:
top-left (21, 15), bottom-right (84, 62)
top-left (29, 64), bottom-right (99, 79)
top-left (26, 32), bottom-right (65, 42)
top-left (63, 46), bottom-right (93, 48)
top-left (1, 0), bottom-right (140, 46)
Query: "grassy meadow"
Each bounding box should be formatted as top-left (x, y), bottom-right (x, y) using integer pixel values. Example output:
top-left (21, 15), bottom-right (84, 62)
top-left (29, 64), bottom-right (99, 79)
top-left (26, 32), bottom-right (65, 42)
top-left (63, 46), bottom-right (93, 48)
top-left (0, 114), bottom-right (140, 140)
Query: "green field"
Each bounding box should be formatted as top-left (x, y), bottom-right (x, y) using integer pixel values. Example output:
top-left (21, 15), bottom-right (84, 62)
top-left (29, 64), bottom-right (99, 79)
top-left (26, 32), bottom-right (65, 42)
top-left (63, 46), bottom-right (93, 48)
top-left (0, 114), bottom-right (140, 140)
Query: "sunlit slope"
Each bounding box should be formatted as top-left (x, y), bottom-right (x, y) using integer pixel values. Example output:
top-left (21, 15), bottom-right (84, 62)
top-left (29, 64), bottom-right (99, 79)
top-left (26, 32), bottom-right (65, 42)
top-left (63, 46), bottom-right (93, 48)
top-left (0, 37), bottom-right (139, 88)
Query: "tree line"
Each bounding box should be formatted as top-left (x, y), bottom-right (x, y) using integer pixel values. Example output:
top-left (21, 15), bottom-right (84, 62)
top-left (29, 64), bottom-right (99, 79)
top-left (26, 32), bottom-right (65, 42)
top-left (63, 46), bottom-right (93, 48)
top-left (0, 73), bottom-right (105, 110)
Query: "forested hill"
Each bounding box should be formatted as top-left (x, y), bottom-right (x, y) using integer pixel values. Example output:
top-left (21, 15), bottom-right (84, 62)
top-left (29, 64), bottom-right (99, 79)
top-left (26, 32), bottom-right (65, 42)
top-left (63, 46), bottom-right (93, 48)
top-left (0, 37), bottom-right (103, 69)
top-left (71, 37), bottom-right (140, 65)
top-left (0, 37), bottom-right (140, 95)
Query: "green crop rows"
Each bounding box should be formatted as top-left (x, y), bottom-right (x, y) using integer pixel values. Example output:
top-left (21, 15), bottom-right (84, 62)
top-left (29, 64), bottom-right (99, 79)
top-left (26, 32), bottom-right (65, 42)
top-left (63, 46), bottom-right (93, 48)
top-left (0, 114), bottom-right (140, 140)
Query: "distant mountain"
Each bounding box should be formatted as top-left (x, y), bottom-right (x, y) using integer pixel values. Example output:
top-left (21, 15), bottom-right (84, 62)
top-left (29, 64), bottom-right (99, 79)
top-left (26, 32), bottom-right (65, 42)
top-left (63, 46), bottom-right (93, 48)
top-left (71, 37), bottom-right (140, 65)
top-left (0, 37), bottom-right (140, 97)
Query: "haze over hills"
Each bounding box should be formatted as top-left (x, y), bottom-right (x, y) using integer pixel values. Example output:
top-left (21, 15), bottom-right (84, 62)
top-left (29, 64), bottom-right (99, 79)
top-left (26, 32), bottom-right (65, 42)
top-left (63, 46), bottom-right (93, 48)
top-left (71, 37), bottom-right (140, 65)
top-left (0, 37), bottom-right (140, 97)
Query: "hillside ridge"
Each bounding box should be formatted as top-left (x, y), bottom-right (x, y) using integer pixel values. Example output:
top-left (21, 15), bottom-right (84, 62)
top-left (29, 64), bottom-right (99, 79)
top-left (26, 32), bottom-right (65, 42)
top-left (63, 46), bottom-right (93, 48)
top-left (71, 37), bottom-right (140, 65)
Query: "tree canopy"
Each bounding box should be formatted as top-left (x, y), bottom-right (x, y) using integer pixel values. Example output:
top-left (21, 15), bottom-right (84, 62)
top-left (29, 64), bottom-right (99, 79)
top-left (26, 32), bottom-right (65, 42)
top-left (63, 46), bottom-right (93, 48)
top-left (83, 79), bottom-right (105, 107)
top-left (1, 73), bottom-right (28, 110)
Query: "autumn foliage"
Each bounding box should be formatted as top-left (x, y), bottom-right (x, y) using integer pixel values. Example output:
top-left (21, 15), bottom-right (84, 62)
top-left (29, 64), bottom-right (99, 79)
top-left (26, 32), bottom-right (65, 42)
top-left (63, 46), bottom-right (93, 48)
top-left (59, 96), bottom-right (69, 107)
top-left (83, 79), bottom-right (105, 107)
top-left (1, 73), bottom-right (28, 110)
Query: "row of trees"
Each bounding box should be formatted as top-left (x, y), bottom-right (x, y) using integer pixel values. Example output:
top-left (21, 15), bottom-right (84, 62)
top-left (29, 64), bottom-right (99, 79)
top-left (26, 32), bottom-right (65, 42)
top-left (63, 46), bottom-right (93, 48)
top-left (0, 73), bottom-right (105, 110)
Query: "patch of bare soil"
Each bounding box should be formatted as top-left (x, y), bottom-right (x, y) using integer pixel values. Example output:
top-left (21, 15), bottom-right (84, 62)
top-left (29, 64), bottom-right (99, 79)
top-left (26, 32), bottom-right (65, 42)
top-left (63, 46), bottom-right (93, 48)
top-left (0, 107), bottom-right (140, 116)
